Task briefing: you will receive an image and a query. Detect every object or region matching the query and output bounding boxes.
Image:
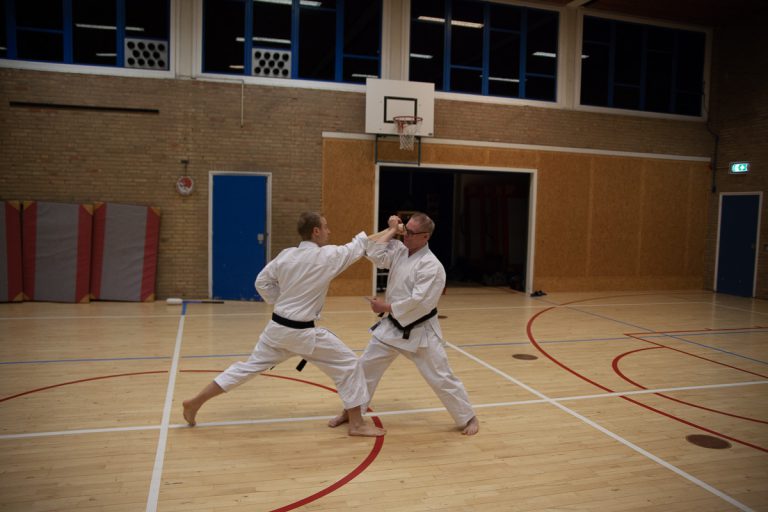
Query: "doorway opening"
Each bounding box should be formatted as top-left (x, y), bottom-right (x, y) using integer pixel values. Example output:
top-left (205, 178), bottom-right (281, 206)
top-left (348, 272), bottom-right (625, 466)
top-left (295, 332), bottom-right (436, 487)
top-left (377, 165), bottom-right (532, 292)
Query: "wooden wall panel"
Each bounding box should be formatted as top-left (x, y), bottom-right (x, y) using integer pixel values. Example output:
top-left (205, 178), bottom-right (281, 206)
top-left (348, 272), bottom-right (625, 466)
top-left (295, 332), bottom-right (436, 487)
top-left (323, 137), bottom-right (711, 295)
top-left (638, 160), bottom-right (691, 276)
top-left (588, 157), bottom-right (644, 278)
top-left (322, 139), bottom-right (377, 296)
top-left (375, 139), bottom-right (420, 164)
top-left (422, 144), bottom-right (490, 166)
top-left (487, 148), bottom-right (539, 168)
top-left (686, 163), bottom-right (711, 283)
top-left (535, 153), bottom-right (592, 278)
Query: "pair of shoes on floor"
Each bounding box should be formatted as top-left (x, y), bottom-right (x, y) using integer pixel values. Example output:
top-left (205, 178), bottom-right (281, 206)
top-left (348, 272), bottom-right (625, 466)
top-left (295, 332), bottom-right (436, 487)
top-left (530, 290), bottom-right (547, 297)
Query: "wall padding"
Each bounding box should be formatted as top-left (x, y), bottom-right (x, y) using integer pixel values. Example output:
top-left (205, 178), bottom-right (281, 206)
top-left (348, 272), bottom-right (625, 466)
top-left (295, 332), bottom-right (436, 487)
top-left (0, 201), bottom-right (23, 302)
top-left (90, 202), bottom-right (161, 302)
top-left (22, 201), bottom-right (93, 303)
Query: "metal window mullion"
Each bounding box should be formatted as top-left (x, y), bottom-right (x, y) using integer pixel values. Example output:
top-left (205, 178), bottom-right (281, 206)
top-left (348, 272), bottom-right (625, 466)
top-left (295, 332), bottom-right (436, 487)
top-left (607, 21), bottom-right (615, 107)
top-left (63, 0), bottom-right (72, 62)
top-left (639, 26), bottom-right (647, 110)
top-left (443, 0), bottom-right (451, 90)
top-left (6, 0), bottom-right (17, 58)
top-left (519, 8), bottom-right (527, 98)
top-left (291, 0), bottom-right (299, 78)
top-left (244, 0), bottom-right (253, 75)
top-left (335, 0), bottom-right (343, 82)
top-left (670, 31), bottom-right (679, 114)
top-left (116, 0), bottom-right (126, 67)
top-left (481, 3), bottom-right (489, 95)
top-left (377, 0), bottom-right (382, 78)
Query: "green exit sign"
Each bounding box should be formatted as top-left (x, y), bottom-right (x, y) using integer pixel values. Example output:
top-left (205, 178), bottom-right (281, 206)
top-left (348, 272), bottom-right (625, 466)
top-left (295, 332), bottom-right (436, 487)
top-left (729, 162), bottom-right (750, 174)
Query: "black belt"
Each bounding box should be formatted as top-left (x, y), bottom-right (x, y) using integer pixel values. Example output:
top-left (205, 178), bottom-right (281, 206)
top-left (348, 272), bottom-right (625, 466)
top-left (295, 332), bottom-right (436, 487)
top-left (271, 313), bottom-right (315, 329)
top-left (373, 308), bottom-right (438, 339)
top-left (271, 313), bottom-right (314, 372)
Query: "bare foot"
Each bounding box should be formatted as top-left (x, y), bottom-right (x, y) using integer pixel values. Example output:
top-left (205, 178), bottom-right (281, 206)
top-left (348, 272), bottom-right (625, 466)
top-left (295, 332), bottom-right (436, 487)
top-left (461, 416), bottom-right (479, 436)
top-left (348, 423), bottom-right (386, 437)
top-left (328, 411), bottom-right (349, 428)
top-left (182, 399), bottom-right (199, 427)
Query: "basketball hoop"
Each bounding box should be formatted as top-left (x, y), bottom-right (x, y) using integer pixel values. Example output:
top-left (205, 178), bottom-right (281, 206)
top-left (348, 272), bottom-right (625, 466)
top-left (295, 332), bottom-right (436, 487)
top-left (393, 115), bottom-right (423, 151)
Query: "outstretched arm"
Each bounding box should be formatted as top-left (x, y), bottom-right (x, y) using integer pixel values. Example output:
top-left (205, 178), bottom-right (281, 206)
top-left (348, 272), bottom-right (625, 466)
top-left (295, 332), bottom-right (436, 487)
top-left (368, 215), bottom-right (404, 243)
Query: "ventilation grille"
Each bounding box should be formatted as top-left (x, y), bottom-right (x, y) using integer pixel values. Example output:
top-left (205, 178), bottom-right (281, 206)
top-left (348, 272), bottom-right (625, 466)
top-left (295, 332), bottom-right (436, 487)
top-left (125, 39), bottom-right (168, 70)
top-left (252, 49), bottom-right (291, 78)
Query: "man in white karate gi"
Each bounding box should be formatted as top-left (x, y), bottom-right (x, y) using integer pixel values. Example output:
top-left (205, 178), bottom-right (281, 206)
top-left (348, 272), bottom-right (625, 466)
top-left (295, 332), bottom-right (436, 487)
top-left (329, 212), bottom-right (479, 435)
top-left (182, 211), bottom-right (386, 437)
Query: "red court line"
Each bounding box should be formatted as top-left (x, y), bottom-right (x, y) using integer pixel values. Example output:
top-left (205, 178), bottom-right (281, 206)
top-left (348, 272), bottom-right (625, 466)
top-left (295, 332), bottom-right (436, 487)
top-left (526, 295), bottom-right (768, 453)
top-left (181, 370), bottom-right (385, 512)
top-left (270, 415), bottom-right (385, 512)
top-left (0, 368), bottom-right (384, 511)
top-left (0, 370), bottom-right (167, 402)
top-left (612, 348), bottom-right (768, 424)
top-left (624, 331), bottom-right (768, 380)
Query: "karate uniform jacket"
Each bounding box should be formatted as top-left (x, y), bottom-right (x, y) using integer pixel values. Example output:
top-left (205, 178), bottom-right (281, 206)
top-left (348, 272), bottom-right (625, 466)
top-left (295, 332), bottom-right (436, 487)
top-left (255, 232), bottom-right (368, 356)
top-left (368, 240), bottom-right (445, 352)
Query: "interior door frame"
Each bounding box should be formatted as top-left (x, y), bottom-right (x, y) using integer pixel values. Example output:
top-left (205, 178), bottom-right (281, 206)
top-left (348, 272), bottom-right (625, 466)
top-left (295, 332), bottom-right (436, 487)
top-left (713, 191), bottom-right (762, 297)
top-left (208, 171), bottom-right (272, 299)
top-left (372, 162), bottom-right (538, 296)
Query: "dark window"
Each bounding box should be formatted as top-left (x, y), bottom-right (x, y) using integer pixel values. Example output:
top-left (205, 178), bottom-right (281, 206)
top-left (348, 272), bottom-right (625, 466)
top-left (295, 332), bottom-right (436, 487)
top-left (525, 7), bottom-right (558, 100)
top-left (2, 0), bottom-right (170, 69)
top-left (299, 2), bottom-right (336, 80)
top-left (0, 0), bottom-right (6, 58)
top-left (73, 0), bottom-right (117, 66)
top-left (203, 0), bottom-right (244, 74)
top-left (410, 0), bottom-right (558, 102)
top-left (15, 0), bottom-right (63, 62)
top-left (203, 0), bottom-right (381, 84)
top-left (343, 0), bottom-right (380, 82)
top-left (580, 15), bottom-right (706, 116)
top-left (410, 0), bottom-right (445, 89)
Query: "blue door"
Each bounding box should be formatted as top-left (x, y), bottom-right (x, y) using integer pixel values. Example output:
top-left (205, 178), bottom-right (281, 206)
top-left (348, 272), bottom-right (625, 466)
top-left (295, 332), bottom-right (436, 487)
top-left (716, 194), bottom-right (760, 297)
top-left (212, 174), bottom-right (268, 300)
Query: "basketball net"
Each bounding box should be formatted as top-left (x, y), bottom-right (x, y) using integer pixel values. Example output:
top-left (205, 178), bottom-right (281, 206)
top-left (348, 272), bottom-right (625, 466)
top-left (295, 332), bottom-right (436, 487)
top-left (394, 116), bottom-right (423, 151)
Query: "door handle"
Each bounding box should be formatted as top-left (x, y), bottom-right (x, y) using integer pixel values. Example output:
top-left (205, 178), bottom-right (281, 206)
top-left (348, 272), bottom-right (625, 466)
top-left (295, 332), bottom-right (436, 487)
top-left (257, 233), bottom-right (265, 245)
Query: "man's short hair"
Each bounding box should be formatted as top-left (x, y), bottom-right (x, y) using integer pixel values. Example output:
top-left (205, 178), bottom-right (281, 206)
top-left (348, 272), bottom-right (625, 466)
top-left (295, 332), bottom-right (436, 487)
top-left (297, 211), bottom-right (324, 240)
top-left (409, 212), bottom-right (435, 235)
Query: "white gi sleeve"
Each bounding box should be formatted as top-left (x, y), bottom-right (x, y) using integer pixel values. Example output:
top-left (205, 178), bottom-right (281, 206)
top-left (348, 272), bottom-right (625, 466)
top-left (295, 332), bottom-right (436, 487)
top-left (255, 257), bottom-right (281, 304)
top-left (366, 239), bottom-right (399, 269)
top-left (323, 231), bottom-right (369, 277)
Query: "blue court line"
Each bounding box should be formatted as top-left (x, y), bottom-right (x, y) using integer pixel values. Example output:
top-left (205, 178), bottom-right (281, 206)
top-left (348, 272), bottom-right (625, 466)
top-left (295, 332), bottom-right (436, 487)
top-left (557, 302), bottom-right (768, 366)
top-left (0, 354), bottom-right (251, 365)
top-left (652, 333), bottom-right (768, 366)
top-left (0, 355), bottom-right (173, 365)
top-left (3, 329), bottom-right (765, 367)
top-left (0, 338), bottom-right (622, 366)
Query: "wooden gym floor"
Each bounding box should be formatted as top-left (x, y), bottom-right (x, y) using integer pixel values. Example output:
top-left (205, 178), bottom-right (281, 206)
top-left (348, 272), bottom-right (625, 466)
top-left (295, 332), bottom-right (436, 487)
top-left (1, 288), bottom-right (766, 511)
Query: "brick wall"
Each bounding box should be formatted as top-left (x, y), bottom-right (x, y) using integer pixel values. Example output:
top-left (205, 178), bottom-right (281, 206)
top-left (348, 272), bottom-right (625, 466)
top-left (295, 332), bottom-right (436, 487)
top-left (2, 13), bottom-right (764, 298)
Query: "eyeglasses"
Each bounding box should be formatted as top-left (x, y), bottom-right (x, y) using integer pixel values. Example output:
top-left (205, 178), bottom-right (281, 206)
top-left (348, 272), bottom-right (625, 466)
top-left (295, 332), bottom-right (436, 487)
top-left (404, 228), bottom-right (429, 236)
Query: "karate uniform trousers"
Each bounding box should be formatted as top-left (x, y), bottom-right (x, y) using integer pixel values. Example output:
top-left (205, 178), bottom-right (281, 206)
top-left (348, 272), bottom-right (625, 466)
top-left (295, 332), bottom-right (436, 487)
top-left (362, 240), bottom-right (475, 427)
top-left (213, 233), bottom-right (370, 411)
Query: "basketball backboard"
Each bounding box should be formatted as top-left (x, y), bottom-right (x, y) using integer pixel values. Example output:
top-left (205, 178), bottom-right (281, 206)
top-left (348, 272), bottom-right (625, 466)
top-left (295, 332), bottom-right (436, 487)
top-left (365, 78), bottom-right (435, 137)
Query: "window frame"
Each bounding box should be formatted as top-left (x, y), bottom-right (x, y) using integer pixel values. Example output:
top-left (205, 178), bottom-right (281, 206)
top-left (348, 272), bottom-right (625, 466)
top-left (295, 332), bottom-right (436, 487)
top-left (407, 0), bottom-right (562, 105)
top-left (575, 10), bottom-right (712, 120)
top-left (0, 0), bottom-right (175, 78)
top-left (199, 0), bottom-right (382, 87)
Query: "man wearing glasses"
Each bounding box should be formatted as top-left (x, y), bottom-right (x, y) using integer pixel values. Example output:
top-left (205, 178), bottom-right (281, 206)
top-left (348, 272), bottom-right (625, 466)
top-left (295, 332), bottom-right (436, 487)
top-left (329, 212), bottom-right (479, 435)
